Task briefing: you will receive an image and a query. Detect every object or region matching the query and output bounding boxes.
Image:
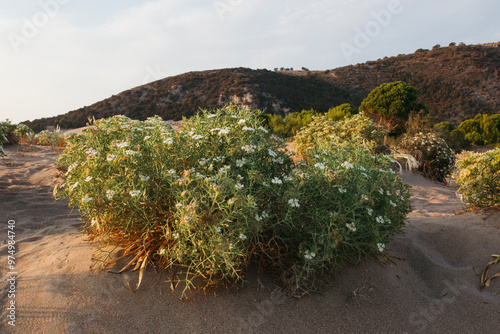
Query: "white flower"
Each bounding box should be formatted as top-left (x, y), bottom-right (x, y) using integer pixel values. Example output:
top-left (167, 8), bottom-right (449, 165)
top-left (184, 216), bottom-right (192, 222)
top-left (106, 190), bottom-right (115, 200)
top-left (236, 158), bottom-right (247, 167)
top-left (304, 250), bottom-right (316, 260)
top-left (208, 114), bottom-right (217, 118)
top-left (237, 175), bottom-right (244, 180)
top-left (258, 126), bottom-right (268, 133)
top-left (339, 188), bottom-right (347, 193)
top-left (242, 145), bottom-right (256, 153)
top-left (272, 157), bottom-right (284, 164)
top-left (86, 148), bottom-right (98, 156)
top-left (195, 172), bottom-right (205, 179)
top-left (390, 200), bottom-right (397, 207)
top-left (121, 124), bottom-right (130, 129)
top-left (228, 199), bottom-right (234, 205)
top-left (377, 243), bottom-right (385, 252)
top-left (139, 175), bottom-right (150, 181)
top-left (367, 208), bottom-right (373, 216)
top-left (242, 126), bottom-right (255, 132)
top-left (129, 190), bottom-right (141, 197)
top-left (376, 216), bottom-right (384, 224)
top-left (69, 182), bottom-right (79, 191)
top-left (268, 149), bottom-right (277, 158)
top-left (315, 162), bottom-right (325, 169)
top-left (125, 150), bottom-right (137, 155)
top-left (263, 181), bottom-right (269, 187)
top-left (239, 233), bottom-right (247, 240)
top-left (271, 177), bottom-right (282, 184)
top-left (192, 134), bottom-right (204, 140)
top-left (362, 195), bottom-right (370, 201)
top-left (283, 175), bottom-right (293, 182)
top-left (163, 137), bottom-right (173, 145)
top-left (85, 176), bottom-right (93, 182)
top-left (176, 203), bottom-right (183, 208)
top-left (235, 183), bottom-right (244, 190)
top-left (158, 248), bottom-right (166, 256)
top-left (143, 136), bottom-right (151, 141)
top-left (116, 141), bottom-right (129, 148)
top-left (107, 154), bottom-right (115, 161)
top-left (166, 169), bottom-right (177, 176)
top-left (346, 222), bottom-right (357, 232)
top-left (342, 161), bottom-right (354, 169)
top-left (215, 226), bottom-right (222, 233)
top-left (82, 196), bottom-right (93, 203)
top-left (288, 198), bottom-right (300, 207)
top-left (238, 119), bottom-right (246, 124)
top-left (218, 128), bottom-right (230, 135)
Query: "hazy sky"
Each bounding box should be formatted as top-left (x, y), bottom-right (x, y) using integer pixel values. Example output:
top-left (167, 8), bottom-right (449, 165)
top-left (1, 0), bottom-right (499, 124)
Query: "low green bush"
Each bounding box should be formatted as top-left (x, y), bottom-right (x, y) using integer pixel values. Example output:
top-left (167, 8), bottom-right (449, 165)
top-left (456, 148), bottom-right (500, 209)
top-left (398, 132), bottom-right (456, 183)
top-left (294, 113), bottom-right (388, 155)
top-left (36, 128), bottom-right (65, 147)
top-left (55, 105), bottom-right (411, 297)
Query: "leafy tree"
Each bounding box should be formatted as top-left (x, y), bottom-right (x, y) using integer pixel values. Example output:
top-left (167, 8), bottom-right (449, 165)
top-left (360, 81), bottom-right (427, 134)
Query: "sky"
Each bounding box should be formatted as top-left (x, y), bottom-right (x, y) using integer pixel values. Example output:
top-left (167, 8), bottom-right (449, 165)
top-left (0, 0), bottom-right (499, 124)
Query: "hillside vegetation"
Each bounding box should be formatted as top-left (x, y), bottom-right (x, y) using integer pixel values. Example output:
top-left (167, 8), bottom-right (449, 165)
top-left (24, 42), bottom-right (499, 132)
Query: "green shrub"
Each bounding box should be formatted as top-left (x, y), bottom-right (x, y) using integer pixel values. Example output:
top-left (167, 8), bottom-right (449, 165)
top-left (36, 127), bottom-right (66, 148)
top-left (269, 109), bottom-right (320, 138)
top-left (447, 129), bottom-right (471, 153)
top-left (55, 105), bottom-right (411, 297)
top-left (398, 132), bottom-right (456, 183)
top-left (456, 148), bottom-right (500, 209)
top-left (326, 103), bottom-right (357, 121)
top-left (294, 113), bottom-right (388, 155)
top-left (1, 120), bottom-right (22, 157)
top-left (14, 123), bottom-right (34, 143)
top-left (265, 143), bottom-right (411, 294)
top-left (465, 130), bottom-right (483, 145)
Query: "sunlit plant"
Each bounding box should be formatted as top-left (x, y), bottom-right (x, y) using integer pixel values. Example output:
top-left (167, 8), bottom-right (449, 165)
top-left (294, 113), bottom-right (387, 155)
top-left (55, 105), bottom-right (411, 298)
top-left (456, 148), bottom-right (500, 209)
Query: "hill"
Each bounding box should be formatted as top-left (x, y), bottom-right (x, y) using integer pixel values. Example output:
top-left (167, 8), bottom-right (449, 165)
top-left (24, 42), bottom-right (500, 132)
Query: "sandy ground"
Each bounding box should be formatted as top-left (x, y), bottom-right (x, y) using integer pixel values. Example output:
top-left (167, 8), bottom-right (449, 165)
top-left (1, 144), bottom-right (499, 334)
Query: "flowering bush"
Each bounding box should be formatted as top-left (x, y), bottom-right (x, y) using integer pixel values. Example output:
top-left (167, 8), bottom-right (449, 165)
top-left (293, 113), bottom-right (387, 155)
top-left (456, 148), bottom-right (500, 209)
top-left (262, 143), bottom-right (411, 294)
top-left (55, 105), bottom-right (411, 297)
top-left (397, 132), bottom-right (456, 183)
top-left (36, 127), bottom-right (66, 148)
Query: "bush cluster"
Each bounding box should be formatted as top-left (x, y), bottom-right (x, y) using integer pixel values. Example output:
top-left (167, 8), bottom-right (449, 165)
top-left (456, 148), bottom-right (500, 209)
top-left (397, 132), bottom-right (456, 183)
top-left (457, 114), bottom-right (500, 146)
top-left (0, 120), bottom-right (34, 156)
top-left (55, 105), bottom-right (411, 297)
top-left (35, 128), bottom-right (66, 148)
top-left (293, 113), bottom-right (388, 155)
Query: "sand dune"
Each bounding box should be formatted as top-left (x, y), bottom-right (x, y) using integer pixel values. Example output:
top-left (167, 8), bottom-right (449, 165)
top-left (1, 145), bottom-right (499, 333)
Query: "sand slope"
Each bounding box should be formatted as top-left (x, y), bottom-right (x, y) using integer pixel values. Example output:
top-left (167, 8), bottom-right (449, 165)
top-left (1, 145), bottom-right (499, 333)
